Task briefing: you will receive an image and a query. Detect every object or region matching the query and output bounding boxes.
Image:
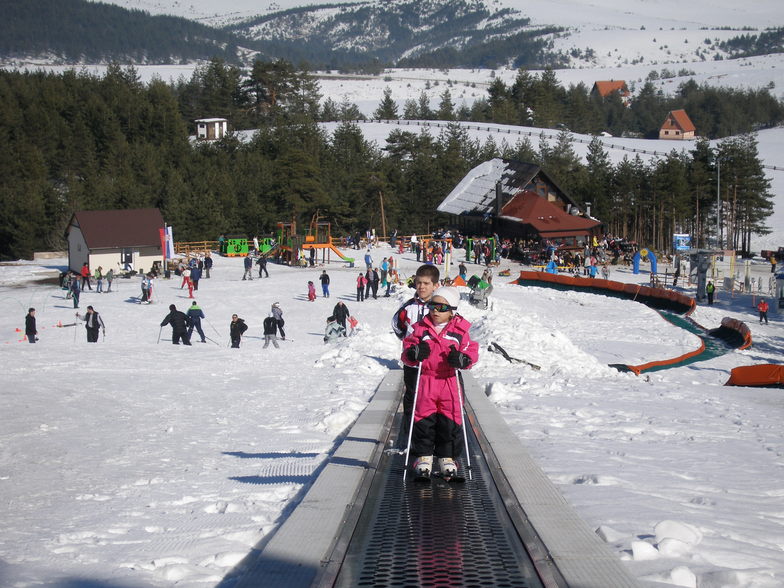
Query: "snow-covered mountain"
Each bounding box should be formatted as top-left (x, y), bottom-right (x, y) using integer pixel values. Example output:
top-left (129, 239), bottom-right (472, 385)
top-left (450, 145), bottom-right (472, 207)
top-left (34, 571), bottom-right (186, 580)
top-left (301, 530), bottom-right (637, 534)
top-left (88, 0), bottom-right (783, 69)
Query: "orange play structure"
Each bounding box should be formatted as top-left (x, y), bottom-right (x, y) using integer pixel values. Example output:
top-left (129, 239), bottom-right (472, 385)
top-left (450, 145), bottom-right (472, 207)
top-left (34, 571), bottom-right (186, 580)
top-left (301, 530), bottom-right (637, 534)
top-left (277, 213), bottom-right (355, 267)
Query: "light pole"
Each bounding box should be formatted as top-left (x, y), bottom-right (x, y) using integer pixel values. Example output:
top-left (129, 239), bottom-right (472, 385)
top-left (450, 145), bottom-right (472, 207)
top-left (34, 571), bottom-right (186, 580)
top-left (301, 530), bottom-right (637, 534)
top-left (716, 157), bottom-right (721, 250)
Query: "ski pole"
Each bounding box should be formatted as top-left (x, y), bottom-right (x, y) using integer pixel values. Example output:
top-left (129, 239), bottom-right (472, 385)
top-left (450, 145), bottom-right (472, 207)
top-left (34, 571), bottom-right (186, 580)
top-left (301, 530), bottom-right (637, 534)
top-left (402, 361), bottom-right (423, 483)
top-left (454, 368), bottom-right (472, 481)
top-left (156, 325), bottom-right (162, 344)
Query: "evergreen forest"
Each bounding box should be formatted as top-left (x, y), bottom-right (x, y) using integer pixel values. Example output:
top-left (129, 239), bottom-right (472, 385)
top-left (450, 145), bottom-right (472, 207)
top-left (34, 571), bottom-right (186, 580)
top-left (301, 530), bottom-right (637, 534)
top-left (0, 60), bottom-right (777, 260)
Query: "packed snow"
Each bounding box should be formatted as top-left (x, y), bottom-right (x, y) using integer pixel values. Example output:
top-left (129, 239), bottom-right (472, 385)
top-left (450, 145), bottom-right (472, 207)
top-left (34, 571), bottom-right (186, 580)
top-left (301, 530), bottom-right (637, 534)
top-left (1, 247), bottom-right (782, 587)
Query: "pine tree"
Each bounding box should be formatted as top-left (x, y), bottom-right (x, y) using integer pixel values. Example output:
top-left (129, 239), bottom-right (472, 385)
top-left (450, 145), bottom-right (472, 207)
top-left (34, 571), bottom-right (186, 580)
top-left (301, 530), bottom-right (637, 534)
top-left (373, 87), bottom-right (399, 120)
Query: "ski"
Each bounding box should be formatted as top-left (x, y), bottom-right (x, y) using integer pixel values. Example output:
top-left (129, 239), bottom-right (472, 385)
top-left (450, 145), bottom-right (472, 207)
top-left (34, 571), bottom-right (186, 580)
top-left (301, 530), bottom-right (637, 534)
top-left (413, 471), bottom-right (431, 483)
top-left (434, 473), bottom-right (466, 484)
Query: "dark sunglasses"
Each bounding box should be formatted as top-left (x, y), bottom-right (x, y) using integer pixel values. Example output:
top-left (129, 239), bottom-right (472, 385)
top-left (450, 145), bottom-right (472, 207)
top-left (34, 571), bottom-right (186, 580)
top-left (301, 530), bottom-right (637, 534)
top-left (427, 301), bottom-right (455, 312)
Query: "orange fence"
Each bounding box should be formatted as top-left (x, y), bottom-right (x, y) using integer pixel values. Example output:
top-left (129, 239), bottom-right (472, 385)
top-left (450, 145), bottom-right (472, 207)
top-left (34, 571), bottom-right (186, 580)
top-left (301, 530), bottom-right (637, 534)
top-left (514, 271), bottom-right (697, 315)
top-left (719, 317), bottom-right (753, 350)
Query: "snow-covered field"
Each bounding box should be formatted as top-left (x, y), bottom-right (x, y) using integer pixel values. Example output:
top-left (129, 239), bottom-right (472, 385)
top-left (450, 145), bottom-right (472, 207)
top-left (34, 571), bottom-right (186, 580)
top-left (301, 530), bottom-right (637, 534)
top-left (1, 249), bottom-right (782, 587)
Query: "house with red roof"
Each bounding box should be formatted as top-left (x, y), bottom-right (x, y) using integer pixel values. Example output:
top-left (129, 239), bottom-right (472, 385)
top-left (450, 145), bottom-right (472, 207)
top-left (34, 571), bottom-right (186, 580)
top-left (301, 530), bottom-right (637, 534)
top-left (659, 109), bottom-right (696, 140)
top-left (65, 208), bottom-right (165, 275)
top-left (437, 159), bottom-right (602, 248)
top-left (591, 80), bottom-right (631, 106)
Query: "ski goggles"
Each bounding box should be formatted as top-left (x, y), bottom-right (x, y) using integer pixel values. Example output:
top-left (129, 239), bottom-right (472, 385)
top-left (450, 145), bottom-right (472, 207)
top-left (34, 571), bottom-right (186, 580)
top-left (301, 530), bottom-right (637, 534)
top-left (427, 301), bottom-right (456, 312)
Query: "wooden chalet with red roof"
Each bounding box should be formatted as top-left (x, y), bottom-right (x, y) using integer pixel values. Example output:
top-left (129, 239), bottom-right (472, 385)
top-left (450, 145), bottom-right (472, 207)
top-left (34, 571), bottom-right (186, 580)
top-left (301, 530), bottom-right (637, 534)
top-left (65, 208), bottom-right (165, 275)
top-left (438, 159), bottom-right (602, 249)
top-left (659, 109), bottom-right (696, 140)
top-left (591, 80), bottom-right (631, 106)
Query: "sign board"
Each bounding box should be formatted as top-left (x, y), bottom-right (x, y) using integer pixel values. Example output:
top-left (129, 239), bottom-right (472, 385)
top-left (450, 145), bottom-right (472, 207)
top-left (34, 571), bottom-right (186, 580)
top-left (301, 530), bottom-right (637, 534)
top-left (673, 233), bottom-right (691, 251)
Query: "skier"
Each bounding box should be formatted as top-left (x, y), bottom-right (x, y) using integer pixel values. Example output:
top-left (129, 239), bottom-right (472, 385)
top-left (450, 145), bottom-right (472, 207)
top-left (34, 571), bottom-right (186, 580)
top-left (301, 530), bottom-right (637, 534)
top-left (271, 302), bottom-right (285, 340)
top-left (242, 254), bottom-right (253, 280)
top-left (190, 265), bottom-right (201, 292)
top-left (706, 280), bottom-right (715, 305)
top-left (180, 266), bottom-right (191, 290)
top-left (758, 298), bottom-right (769, 325)
top-left (324, 315), bottom-right (345, 342)
top-left (364, 250), bottom-right (373, 270)
top-left (105, 268), bottom-right (114, 293)
top-left (140, 273), bottom-right (151, 304)
top-left (262, 313), bottom-right (279, 349)
top-left (94, 266), bottom-right (103, 293)
top-left (186, 301), bottom-right (207, 343)
top-left (307, 280), bottom-right (317, 301)
top-left (370, 267), bottom-right (380, 299)
top-left (160, 304), bottom-right (192, 345)
top-left (229, 314), bottom-right (248, 348)
top-left (25, 308), bottom-right (37, 344)
top-left (392, 264), bottom-right (440, 445)
top-left (401, 286), bottom-right (478, 479)
top-left (204, 253), bottom-right (213, 278)
top-left (80, 262), bottom-right (92, 290)
top-left (332, 300), bottom-right (350, 336)
top-left (257, 254), bottom-right (269, 278)
top-left (70, 277), bottom-right (81, 309)
top-left (319, 270), bottom-right (330, 298)
top-left (76, 305), bottom-right (105, 342)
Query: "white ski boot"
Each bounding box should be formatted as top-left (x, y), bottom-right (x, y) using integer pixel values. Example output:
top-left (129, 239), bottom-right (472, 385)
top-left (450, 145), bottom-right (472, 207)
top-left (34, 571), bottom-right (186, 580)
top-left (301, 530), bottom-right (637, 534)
top-left (439, 457), bottom-right (457, 478)
top-left (412, 455), bottom-right (433, 478)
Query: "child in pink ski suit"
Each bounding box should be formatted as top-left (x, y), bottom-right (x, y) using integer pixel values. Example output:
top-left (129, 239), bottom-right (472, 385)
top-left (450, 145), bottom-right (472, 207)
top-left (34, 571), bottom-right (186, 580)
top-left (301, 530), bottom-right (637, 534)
top-left (307, 280), bottom-right (317, 301)
top-left (401, 286), bottom-right (478, 477)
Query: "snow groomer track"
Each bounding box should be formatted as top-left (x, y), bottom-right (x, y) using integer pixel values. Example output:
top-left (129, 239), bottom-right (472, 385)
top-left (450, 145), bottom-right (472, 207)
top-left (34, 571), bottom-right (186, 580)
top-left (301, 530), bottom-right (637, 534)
top-left (232, 372), bottom-right (640, 588)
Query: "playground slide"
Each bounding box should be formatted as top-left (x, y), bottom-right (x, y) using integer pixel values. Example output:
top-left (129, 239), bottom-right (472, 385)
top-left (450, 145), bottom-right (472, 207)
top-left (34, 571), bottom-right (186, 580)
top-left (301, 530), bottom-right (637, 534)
top-left (302, 243), bottom-right (355, 265)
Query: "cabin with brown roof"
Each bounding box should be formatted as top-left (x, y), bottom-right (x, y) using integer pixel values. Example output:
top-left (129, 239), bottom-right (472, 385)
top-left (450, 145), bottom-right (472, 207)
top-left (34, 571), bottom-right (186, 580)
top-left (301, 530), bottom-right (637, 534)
top-left (591, 80), bottom-right (631, 106)
top-left (65, 208), bottom-right (165, 275)
top-left (659, 109), bottom-right (696, 140)
top-left (437, 159), bottom-right (602, 248)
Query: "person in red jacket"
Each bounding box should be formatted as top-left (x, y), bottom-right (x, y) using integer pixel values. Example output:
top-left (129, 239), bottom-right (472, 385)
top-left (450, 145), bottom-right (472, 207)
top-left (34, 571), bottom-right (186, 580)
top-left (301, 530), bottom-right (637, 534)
top-left (758, 298), bottom-right (769, 325)
top-left (401, 286), bottom-right (478, 479)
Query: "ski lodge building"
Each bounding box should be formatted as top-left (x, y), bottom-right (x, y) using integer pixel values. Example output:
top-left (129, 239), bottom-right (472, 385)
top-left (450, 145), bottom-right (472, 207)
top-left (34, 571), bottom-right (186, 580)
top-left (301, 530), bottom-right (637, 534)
top-left (659, 109), bottom-right (696, 140)
top-left (437, 158), bottom-right (602, 248)
top-left (65, 208), bottom-right (165, 275)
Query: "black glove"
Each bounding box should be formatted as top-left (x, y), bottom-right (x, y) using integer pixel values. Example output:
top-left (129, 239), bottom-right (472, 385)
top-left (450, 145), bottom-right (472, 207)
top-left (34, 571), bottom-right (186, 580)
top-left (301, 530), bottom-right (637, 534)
top-left (447, 347), bottom-right (471, 369)
top-left (406, 341), bottom-right (431, 362)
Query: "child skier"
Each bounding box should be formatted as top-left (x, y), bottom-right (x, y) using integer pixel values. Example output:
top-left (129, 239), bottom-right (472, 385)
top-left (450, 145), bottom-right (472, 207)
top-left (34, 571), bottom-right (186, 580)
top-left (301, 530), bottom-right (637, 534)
top-left (401, 286), bottom-right (478, 479)
top-left (307, 280), bottom-right (317, 301)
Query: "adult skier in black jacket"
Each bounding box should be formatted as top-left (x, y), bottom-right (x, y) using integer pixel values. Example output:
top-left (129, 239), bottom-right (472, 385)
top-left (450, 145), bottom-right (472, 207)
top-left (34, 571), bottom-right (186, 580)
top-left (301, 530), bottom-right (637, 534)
top-left (161, 304), bottom-right (192, 345)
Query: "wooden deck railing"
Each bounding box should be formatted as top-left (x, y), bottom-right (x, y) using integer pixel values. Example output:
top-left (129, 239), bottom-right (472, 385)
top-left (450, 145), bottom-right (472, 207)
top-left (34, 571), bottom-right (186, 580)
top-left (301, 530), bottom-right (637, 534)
top-left (173, 241), bottom-right (218, 256)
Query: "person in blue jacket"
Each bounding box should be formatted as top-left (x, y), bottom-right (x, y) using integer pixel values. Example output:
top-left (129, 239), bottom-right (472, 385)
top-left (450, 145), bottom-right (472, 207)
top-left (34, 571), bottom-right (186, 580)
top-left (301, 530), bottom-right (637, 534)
top-left (187, 301), bottom-right (206, 343)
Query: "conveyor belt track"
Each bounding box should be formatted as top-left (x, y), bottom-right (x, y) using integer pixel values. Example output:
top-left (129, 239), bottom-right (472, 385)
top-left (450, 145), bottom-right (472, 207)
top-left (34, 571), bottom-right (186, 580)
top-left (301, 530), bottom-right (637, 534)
top-left (326, 400), bottom-right (555, 587)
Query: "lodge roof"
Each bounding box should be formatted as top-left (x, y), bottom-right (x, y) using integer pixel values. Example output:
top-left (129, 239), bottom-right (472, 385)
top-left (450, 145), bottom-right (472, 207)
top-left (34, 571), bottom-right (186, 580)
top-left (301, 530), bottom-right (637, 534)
top-left (68, 208), bottom-right (164, 249)
top-left (500, 191), bottom-right (601, 237)
top-left (592, 80), bottom-right (630, 97)
top-left (437, 158), bottom-right (578, 217)
top-left (661, 109), bottom-right (696, 133)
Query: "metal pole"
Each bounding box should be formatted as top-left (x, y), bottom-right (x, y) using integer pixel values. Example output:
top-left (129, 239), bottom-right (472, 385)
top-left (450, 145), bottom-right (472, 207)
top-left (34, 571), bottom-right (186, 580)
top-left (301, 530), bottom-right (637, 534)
top-left (716, 157), bottom-right (721, 250)
top-left (454, 370), bottom-right (473, 481)
top-left (402, 362), bottom-right (423, 483)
